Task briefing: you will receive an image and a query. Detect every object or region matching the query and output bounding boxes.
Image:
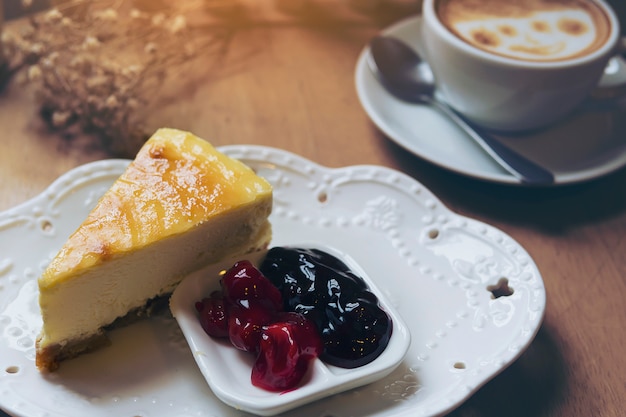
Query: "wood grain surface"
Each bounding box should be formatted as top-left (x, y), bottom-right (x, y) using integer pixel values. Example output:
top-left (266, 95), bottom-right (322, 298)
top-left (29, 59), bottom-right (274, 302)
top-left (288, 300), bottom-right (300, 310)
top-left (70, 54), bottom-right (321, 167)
top-left (1, 1), bottom-right (625, 416)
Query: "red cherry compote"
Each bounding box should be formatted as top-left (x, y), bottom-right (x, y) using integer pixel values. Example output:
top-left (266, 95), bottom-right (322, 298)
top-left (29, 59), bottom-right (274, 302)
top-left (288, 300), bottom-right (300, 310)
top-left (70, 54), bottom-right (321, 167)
top-left (195, 260), bottom-right (322, 391)
top-left (259, 247), bottom-right (392, 369)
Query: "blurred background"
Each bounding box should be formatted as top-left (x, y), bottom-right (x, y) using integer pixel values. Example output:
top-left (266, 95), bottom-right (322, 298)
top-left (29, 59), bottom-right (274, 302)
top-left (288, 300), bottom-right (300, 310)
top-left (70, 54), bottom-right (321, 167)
top-left (3, 0), bottom-right (625, 24)
top-left (1, 0), bottom-right (624, 157)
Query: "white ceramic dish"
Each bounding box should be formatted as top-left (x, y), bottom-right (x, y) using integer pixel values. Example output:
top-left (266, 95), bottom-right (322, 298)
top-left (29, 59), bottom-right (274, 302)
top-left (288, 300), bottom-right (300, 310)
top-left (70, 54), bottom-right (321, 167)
top-left (0, 145), bottom-right (546, 417)
top-left (170, 243), bottom-right (411, 416)
top-left (355, 16), bottom-right (626, 186)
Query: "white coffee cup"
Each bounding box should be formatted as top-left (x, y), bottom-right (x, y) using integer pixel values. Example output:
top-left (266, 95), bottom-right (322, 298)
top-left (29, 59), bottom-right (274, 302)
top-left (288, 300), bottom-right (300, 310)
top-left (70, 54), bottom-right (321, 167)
top-left (421, 0), bottom-right (624, 132)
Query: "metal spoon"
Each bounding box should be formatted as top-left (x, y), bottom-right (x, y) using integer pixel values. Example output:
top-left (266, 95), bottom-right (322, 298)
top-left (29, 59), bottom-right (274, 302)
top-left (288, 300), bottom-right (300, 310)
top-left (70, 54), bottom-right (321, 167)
top-left (367, 35), bottom-right (555, 185)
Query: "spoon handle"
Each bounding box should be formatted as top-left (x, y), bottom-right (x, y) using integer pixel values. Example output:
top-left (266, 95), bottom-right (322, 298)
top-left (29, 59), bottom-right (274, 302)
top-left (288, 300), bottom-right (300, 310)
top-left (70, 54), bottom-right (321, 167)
top-left (425, 97), bottom-right (555, 185)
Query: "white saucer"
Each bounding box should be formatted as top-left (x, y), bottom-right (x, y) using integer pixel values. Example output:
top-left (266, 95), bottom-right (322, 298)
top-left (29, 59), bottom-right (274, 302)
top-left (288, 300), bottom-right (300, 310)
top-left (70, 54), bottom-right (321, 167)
top-left (355, 16), bottom-right (626, 186)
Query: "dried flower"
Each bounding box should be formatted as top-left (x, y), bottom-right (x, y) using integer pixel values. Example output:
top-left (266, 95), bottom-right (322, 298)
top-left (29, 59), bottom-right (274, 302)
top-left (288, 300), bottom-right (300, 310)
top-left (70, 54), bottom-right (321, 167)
top-left (51, 110), bottom-right (72, 127)
top-left (129, 9), bottom-right (144, 19)
top-left (169, 16), bottom-right (187, 34)
top-left (82, 36), bottom-right (101, 50)
top-left (104, 95), bottom-right (119, 108)
top-left (93, 8), bottom-right (118, 21)
top-left (29, 43), bottom-right (45, 55)
top-left (144, 42), bottom-right (158, 54)
top-left (151, 13), bottom-right (166, 27)
top-left (0, 0), bottom-right (233, 157)
top-left (27, 65), bottom-right (42, 81)
top-left (43, 8), bottom-right (64, 23)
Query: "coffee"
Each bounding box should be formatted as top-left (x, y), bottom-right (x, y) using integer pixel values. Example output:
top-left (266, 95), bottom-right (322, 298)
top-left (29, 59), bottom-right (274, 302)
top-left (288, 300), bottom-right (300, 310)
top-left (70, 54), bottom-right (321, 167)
top-left (436, 0), bottom-right (612, 62)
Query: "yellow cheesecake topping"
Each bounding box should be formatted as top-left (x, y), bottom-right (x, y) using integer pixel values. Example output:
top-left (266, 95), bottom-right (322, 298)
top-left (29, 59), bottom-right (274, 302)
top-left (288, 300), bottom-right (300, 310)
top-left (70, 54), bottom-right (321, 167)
top-left (39, 128), bottom-right (272, 290)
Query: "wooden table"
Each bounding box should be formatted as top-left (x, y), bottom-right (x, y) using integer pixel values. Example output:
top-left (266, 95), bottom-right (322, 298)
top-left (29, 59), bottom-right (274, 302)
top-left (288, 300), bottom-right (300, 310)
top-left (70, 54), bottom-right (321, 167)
top-left (1, 1), bottom-right (624, 416)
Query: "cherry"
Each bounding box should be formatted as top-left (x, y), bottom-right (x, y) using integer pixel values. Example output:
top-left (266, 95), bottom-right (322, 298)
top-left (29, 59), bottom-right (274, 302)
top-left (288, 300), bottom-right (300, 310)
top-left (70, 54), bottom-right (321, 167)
top-left (252, 313), bottom-right (322, 391)
top-left (195, 291), bottom-right (229, 338)
top-left (272, 312), bottom-right (323, 358)
top-left (228, 300), bottom-right (275, 352)
top-left (221, 260), bottom-right (283, 311)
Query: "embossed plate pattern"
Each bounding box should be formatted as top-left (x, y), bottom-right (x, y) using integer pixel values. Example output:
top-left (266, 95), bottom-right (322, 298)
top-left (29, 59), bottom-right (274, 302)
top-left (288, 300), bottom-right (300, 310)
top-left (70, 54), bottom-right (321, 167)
top-left (0, 146), bottom-right (546, 417)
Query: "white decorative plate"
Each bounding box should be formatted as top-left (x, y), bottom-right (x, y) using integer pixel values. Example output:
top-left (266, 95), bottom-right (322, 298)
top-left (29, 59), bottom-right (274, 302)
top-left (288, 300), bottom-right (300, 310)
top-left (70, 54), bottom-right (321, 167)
top-left (0, 145), bottom-right (546, 417)
top-left (356, 16), bottom-right (626, 185)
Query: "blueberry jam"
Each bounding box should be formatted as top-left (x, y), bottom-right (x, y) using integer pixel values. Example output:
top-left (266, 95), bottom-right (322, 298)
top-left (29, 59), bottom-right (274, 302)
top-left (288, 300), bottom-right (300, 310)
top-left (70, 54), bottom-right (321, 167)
top-left (259, 247), bottom-right (392, 369)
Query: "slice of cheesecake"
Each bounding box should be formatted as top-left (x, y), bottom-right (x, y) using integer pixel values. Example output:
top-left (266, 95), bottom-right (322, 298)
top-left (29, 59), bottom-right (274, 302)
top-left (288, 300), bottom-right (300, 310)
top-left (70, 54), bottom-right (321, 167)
top-left (36, 128), bottom-right (273, 372)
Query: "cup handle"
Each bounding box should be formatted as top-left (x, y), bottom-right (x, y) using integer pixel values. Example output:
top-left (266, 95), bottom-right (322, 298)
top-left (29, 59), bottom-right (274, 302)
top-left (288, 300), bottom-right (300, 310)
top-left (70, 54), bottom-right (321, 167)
top-left (595, 37), bottom-right (626, 94)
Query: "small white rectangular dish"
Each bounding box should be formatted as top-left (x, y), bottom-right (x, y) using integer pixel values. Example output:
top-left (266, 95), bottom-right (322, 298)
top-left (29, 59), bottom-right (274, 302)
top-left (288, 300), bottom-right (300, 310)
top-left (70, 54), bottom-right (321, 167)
top-left (170, 243), bottom-right (411, 416)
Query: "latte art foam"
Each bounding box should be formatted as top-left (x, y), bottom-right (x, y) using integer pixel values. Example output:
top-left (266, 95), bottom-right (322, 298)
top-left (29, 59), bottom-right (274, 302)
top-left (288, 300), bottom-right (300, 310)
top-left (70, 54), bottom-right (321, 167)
top-left (437, 0), bottom-right (611, 62)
